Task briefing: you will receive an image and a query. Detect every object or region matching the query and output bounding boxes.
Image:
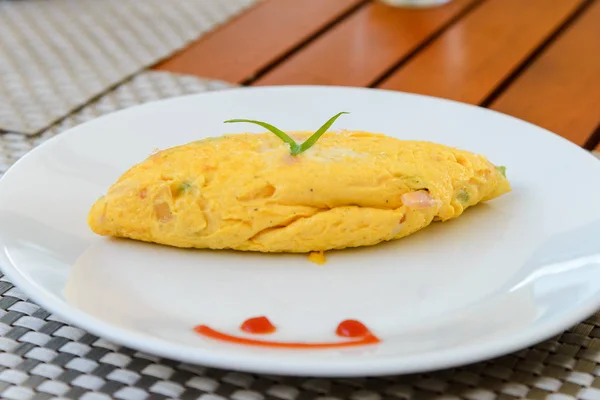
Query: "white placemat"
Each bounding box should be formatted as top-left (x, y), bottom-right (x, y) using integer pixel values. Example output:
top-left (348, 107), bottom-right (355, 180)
top-left (0, 0), bottom-right (258, 135)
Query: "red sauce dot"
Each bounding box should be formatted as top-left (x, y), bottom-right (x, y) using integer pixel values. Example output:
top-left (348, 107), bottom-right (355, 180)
top-left (336, 319), bottom-right (371, 338)
top-left (240, 316), bottom-right (276, 334)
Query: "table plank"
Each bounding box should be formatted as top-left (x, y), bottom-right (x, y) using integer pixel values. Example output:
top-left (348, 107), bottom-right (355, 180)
top-left (252, 0), bottom-right (479, 87)
top-left (153, 0), bottom-right (366, 83)
top-left (377, 0), bottom-right (585, 105)
top-left (593, 125), bottom-right (600, 150)
top-left (490, 0), bottom-right (600, 148)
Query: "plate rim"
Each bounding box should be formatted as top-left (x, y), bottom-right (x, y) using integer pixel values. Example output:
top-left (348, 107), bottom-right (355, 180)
top-left (1, 85), bottom-right (600, 377)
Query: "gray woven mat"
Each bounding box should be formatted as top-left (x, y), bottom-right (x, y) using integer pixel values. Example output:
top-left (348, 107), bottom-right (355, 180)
top-left (0, 0), bottom-right (257, 135)
top-left (2, 72), bottom-right (600, 399)
top-left (0, 71), bottom-right (234, 175)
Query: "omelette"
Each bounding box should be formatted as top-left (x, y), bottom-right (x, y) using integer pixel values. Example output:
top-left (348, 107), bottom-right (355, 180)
top-left (88, 114), bottom-right (510, 253)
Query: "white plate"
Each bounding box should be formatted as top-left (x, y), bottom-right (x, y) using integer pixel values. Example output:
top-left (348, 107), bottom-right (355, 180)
top-left (1, 86), bottom-right (600, 377)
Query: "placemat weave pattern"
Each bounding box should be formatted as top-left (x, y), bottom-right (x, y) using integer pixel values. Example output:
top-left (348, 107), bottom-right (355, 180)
top-left (0, 0), bottom-right (257, 135)
top-left (2, 71), bottom-right (600, 399)
top-left (0, 71), bottom-right (234, 175)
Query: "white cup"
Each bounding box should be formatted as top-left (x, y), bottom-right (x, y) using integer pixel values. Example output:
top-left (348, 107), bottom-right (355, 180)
top-left (378, 0), bottom-right (452, 7)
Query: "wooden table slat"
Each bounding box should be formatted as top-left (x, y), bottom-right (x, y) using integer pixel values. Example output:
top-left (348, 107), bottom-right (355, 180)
top-left (377, 0), bottom-right (585, 105)
top-left (490, 0), bottom-right (600, 147)
top-left (593, 125), bottom-right (600, 150)
top-left (153, 0), bottom-right (366, 83)
top-left (252, 0), bottom-right (479, 87)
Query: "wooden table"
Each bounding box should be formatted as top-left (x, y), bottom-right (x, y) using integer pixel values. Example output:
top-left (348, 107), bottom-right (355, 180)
top-left (154, 0), bottom-right (600, 151)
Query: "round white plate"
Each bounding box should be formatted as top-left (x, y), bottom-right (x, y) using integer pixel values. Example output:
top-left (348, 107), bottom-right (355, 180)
top-left (1, 86), bottom-right (600, 377)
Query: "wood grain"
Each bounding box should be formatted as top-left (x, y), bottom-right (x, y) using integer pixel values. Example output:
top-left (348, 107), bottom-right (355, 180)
top-left (490, 1), bottom-right (600, 147)
top-left (153, 0), bottom-right (365, 83)
top-left (593, 125), bottom-right (600, 149)
top-left (377, 0), bottom-right (584, 105)
top-left (253, 0), bottom-right (478, 87)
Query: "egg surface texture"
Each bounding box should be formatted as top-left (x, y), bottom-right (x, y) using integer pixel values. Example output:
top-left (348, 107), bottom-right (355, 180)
top-left (88, 131), bottom-right (511, 252)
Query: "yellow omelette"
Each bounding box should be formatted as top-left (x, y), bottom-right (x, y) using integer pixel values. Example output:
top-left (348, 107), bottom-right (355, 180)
top-left (88, 123), bottom-right (510, 253)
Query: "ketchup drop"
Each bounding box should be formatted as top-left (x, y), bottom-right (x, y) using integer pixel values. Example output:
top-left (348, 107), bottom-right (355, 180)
top-left (240, 316), bottom-right (276, 334)
top-left (336, 319), bottom-right (371, 338)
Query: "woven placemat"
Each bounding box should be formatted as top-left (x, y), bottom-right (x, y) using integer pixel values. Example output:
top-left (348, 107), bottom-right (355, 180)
top-left (0, 0), bottom-right (258, 135)
top-left (2, 74), bottom-right (600, 400)
top-left (0, 71), bottom-right (234, 175)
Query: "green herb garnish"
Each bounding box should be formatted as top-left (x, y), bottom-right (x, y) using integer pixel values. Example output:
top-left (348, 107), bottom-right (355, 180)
top-left (456, 189), bottom-right (470, 204)
top-left (172, 182), bottom-right (192, 198)
top-left (496, 166), bottom-right (507, 177)
top-left (224, 112), bottom-right (349, 156)
top-left (179, 182), bottom-right (192, 193)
